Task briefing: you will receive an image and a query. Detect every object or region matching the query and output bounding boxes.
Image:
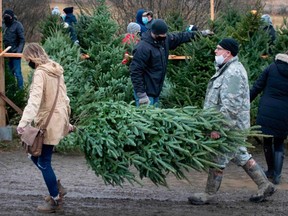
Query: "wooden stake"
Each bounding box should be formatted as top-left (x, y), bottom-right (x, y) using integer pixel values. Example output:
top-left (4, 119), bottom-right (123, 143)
top-left (210, 0), bottom-right (215, 21)
top-left (0, 0), bottom-right (6, 127)
top-left (0, 46), bottom-right (11, 56)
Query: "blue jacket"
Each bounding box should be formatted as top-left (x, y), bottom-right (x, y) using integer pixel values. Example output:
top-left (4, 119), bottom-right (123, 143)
top-left (130, 30), bottom-right (196, 97)
top-left (64, 13), bottom-right (78, 42)
top-left (250, 53), bottom-right (288, 138)
top-left (135, 9), bottom-right (147, 35)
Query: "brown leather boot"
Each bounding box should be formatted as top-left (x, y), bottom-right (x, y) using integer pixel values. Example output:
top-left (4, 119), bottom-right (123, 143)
top-left (242, 158), bottom-right (276, 203)
top-left (188, 168), bottom-right (223, 205)
top-left (37, 196), bottom-right (63, 213)
top-left (57, 179), bottom-right (67, 198)
top-left (44, 179), bottom-right (67, 202)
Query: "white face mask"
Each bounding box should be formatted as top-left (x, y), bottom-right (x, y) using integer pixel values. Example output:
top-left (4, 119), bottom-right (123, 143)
top-left (215, 54), bottom-right (226, 66)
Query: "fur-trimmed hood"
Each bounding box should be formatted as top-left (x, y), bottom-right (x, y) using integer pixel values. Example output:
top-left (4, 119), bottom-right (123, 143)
top-left (275, 53), bottom-right (288, 77)
top-left (275, 53), bottom-right (288, 63)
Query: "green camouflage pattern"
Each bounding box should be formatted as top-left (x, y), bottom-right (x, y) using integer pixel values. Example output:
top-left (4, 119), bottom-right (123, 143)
top-left (204, 56), bottom-right (250, 130)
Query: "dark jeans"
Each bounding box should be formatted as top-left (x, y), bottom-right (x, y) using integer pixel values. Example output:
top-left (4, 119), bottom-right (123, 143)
top-left (8, 57), bottom-right (23, 89)
top-left (30, 144), bottom-right (58, 197)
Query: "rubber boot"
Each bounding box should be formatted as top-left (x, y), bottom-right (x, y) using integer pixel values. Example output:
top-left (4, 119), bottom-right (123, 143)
top-left (263, 142), bottom-right (274, 179)
top-left (37, 195), bottom-right (63, 213)
top-left (188, 168), bottom-right (223, 205)
top-left (242, 158), bottom-right (276, 203)
top-left (45, 179), bottom-right (67, 202)
top-left (273, 151), bottom-right (284, 185)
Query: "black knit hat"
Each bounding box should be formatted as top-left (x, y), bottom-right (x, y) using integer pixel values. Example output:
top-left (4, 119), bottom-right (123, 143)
top-left (151, 19), bottom-right (168, 35)
top-left (218, 38), bottom-right (239, 57)
top-left (63, 7), bottom-right (74, 14)
top-left (3, 9), bottom-right (14, 18)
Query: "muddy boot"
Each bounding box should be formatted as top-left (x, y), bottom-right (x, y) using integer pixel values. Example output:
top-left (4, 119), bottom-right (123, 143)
top-left (37, 195), bottom-right (63, 213)
top-left (242, 158), bottom-right (276, 203)
top-left (188, 168), bottom-right (223, 205)
top-left (58, 179), bottom-right (67, 198)
top-left (273, 151), bottom-right (284, 185)
top-left (45, 179), bottom-right (67, 202)
top-left (263, 140), bottom-right (274, 179)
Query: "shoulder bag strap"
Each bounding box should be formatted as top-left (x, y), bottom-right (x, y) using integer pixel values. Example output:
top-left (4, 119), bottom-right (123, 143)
top-left (42, 77), bottom-right (61, 129)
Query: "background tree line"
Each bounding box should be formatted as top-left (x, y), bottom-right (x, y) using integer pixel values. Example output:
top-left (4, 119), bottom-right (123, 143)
top-left (2, 0), bottom-right (266, 42)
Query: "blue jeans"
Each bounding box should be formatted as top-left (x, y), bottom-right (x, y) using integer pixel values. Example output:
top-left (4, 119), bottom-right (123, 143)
top-left (8, 57), bottom-right (23, 89)
top-left (30, 144), bottom-right (58, 197)
top-left (134, 92), bottom-right (159, 107)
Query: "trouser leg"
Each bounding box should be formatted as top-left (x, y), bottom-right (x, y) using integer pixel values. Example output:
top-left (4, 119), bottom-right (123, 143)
top-left (32, 144), bottom-right (59, 197)
top-left (273, 137), bottom-right (285, 184)
top-left (8, 58), bottom-right (24, 89)
top-left (263, 137), bottom-right (274, 178)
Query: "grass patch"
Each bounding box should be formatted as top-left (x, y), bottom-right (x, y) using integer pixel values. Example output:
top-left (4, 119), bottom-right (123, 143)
top-left (0, 138), bottom-right (22, 152)
top-left (273, 15), bottom-right (287, 28)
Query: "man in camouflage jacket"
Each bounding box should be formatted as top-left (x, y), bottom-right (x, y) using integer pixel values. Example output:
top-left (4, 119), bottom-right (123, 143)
top-left (188, 38), bottom-right (276, 205)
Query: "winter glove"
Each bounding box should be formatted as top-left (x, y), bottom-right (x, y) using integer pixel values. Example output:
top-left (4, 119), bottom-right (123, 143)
top-left (210, 131), bottom-right (220, 139)
top-left (63, 22), bottom-right (69, 28)
top-left (121, 52), bottom-right (130, 65)
top-left (137, 92), bottom-right (150, 106)
top-left (201, 29), bottom-right (214, 36)
top-left (186, 25), bottom-right (198, 32)
top-left (74, 40), bottom-right (80, 46)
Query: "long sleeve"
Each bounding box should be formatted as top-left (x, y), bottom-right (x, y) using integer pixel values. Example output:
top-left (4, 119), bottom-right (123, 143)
top-left (16, 22), bottom-right (25, 53)
top-left (250, 66), bottom-right (270, 102)
top-left (219, 70), bottom-right (248, 129)
top-left (168, 31), bottom-right (196, 50)
top-left (18, 71), bottom-right (44, 127)
top-left (129, 44), bottom-right (151, 94)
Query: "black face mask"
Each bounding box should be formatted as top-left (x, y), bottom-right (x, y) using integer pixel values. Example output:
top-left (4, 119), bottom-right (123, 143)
top-left (3, 15), bottom-right (13, 25)
top-left (155, 36), bottom-right (166, 42)
top-left (28, 61), bottom-right (36, 69)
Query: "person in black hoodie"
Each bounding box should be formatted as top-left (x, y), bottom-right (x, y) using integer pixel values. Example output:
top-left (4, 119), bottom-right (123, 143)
top-left (130, 19), bottom-right (211, 106)
top-left (3, 9), bottom-right (25, 89)
top-left (63, 7), bottom-right (79, 45)
top-left (250, 51), bottom-right (288, 184)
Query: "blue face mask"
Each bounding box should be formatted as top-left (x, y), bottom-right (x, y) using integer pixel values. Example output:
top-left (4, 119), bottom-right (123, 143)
top-left (61, 14), bottom-right (66, 21)
top-left (142, 17), bottom-right (148, 25)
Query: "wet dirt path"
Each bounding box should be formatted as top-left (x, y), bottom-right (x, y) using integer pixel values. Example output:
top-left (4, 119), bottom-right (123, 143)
top-left (0, 148), bottom-right (288, 215)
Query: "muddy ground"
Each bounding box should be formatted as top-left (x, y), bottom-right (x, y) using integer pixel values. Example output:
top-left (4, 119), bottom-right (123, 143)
top-left (0, 141), bottom-right (288, 216)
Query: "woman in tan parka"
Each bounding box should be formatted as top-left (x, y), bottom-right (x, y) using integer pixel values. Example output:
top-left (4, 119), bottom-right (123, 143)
top-left (17, 43), bottom-right (73, 213)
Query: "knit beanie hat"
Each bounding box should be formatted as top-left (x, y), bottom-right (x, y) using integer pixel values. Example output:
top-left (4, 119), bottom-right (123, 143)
top-left (127, 22), bottom-right (141, 34)
top-left (3, 9), bottom-right (14, 18)
top-left (218, 38), bottom-right (239, 57)
top-left (63, 7), bottom-right (73, 14)
top-left (151, 19), bottom-right (168, 35)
